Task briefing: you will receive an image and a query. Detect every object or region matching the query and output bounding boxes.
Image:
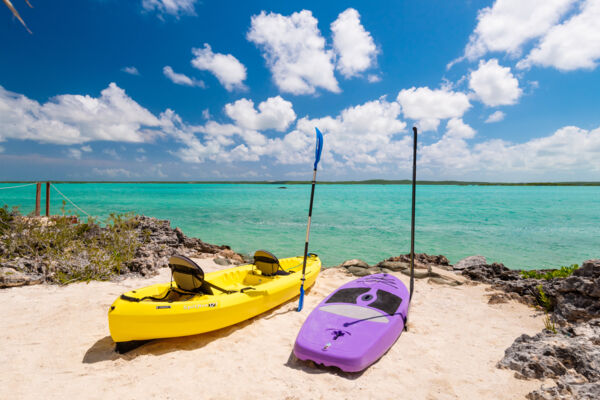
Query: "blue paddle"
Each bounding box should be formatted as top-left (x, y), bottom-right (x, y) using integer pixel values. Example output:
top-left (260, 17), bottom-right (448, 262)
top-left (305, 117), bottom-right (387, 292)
top-left (297, 127), bottom-right (324, 312)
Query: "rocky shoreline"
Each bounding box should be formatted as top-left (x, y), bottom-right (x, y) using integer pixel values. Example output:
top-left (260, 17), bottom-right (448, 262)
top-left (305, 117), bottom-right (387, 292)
top-left (1, 215), bottom-right (598, 399)
top-left (0, 215), bottom-right (244, 288)
top-left (337, 255), bottom-right (600, 400)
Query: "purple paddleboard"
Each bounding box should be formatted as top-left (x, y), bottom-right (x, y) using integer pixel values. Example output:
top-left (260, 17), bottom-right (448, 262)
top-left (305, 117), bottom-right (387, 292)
top-left (294, 273), bottom-right (409, 372)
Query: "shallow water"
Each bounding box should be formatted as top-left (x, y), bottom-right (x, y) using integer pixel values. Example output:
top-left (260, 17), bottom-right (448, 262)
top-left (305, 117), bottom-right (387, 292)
top-left (1, 183), bottom-right (598, 269)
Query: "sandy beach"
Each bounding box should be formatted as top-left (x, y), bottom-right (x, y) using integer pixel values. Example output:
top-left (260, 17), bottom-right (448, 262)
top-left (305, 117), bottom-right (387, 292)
top-left (0, 260), bottom-right (546, 399)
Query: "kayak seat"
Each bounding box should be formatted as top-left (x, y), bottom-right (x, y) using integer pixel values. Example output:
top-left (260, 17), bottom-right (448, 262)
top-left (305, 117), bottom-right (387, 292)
top-left (254, 250), bottom-right (289, 276)
top-left (168, 254), bottom-right (213, 294)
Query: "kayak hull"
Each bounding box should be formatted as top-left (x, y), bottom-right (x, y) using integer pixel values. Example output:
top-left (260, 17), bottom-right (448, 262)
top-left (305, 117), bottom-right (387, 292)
top-left (108, 255), bottom-right (320, 342)
top-left (294, 273), bottom-right (409, 372)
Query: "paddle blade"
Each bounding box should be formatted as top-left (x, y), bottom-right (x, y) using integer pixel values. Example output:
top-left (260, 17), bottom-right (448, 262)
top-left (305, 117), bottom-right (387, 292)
top-left (297, 285), bottom-right (305, 311)
top-left (314, 127), bottom-right (323, 169)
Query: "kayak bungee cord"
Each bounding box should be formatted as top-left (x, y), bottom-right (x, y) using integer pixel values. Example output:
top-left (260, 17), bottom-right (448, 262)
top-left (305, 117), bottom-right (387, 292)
top-left (297, 128), bottom-right (324, 312)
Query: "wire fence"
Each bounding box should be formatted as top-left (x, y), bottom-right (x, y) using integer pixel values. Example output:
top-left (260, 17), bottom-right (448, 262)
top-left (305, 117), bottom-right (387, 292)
top-left (50, 183), bottom-right (92, 218)
top-left (0, 183), bottom-right (37, 190)
top-left (0, 182), bottom-right (94, 220)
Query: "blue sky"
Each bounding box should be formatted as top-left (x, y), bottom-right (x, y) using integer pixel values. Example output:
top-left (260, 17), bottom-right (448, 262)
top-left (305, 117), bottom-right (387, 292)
top-left (1, 0), bottom-right (599, 181)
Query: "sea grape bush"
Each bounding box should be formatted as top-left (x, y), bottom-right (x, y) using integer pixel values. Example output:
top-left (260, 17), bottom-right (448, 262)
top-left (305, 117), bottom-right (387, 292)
top-left (520, 264), bottom-right (579, 280)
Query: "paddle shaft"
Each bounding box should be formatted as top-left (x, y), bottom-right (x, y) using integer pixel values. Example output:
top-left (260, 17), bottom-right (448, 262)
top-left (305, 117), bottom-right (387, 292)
top-left (409, 127), bottom-right (418, 300)
top-left (301, 168), bottom-right (318, 280)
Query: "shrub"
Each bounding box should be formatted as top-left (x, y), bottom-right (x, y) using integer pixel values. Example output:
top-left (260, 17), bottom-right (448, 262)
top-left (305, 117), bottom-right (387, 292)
top-left (0, 205), bottom-right (141, 284)
top-left (520, 264), bottom-right (579, 280)
top-left (537, 285), bottom-right (556, 334)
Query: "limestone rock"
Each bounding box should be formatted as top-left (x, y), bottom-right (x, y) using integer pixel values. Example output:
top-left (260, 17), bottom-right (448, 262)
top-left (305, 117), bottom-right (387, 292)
top-left (376, 260), bottom-right (409, 271)
top-left (401, 269), bottom-right (430, 279)
top-left (366, 267), bottom-right (382, 275)
top-left (0, 266), bottom-right (43, 287)
top-left (487, 292), bottom-right (522, 304)
top-left (214, 256), bottom-right (231, 266)
top-left (552, 260), bottom-right (600, 324)
top-left (487, 293), bottom-right (509, 304)
top-left (219, 249), bottom-right (244, 264)
top-left (527, 380), bottom-right (600, 400)
top-left (428, 275), bottom-right (463, 286)
top-left (460, 259), bottom-right (600, 323)
top-left (461, 262), bottom-right (520, 283)
top-left (454, 255), bottom-right (487, 271)
top-left (339, 259), bottom-right (369, 269)
top-left (384, 253), bottom-right (450, 270)
top-left (347, 266), bottom-right (371, 277)
top-left (573, 260), bottom-right (600, 278)
top-left (499, 319), bottom-right (600, 398)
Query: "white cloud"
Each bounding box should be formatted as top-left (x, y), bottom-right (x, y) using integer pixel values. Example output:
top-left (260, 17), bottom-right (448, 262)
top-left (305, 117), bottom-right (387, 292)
top-left (331, 8), bottom-right (378, 78)
top-left (142, 0), bottom-right (197, 17)
top-left (0, 146), bottom-right (4, 153)
top-left (7, 79), bottom-right (598, 180)
top-left (163, 66), bottom-right (204, 87)
top-left (162, 109), bottom-right (243, 164)
top-left (121, 66), bottom-right (140, 75)
top-left (517, 0), bottom-right (600, 71)
top-left (497, 125), bottom-right (600, 172)
top-left (0, 83), bottom-right (162, 145)
top-left (396, 87), bottom-right (471, 131)
top-left (367, 74), bottom-right (381, 83)
top-left (103, 148), bottom-right (119, 159)
top-left (461, 0), bottom-right (576, 61)
top-left (420, 124), bottom-right (600, 179)
top-left (150, 164), bottom-right (167, 178)
top-left (266, 99), bottom-right (407, 167)
top-left (224, 96), bottom-right (296, 132)
top-left (92, 168), bottom-right (135, 178)
top-left (445, 118), bottom-right (476, 139)
top-left (420, 119), bottom-right (477, 171)
top-left (67, 148), bottom-right (82, 160)
top-left (171, 96), bottom-right (407, 168)
top-left (247, 10), bottom-right (339, 95)
top-left (485, 110), bottom-right (506, 123)
top-left (191, 44), bottom-right (247, 91)
top-left (469, 59), bottom-right (522, 106)
top-left (67, 145), bottom-right (93, 160)
top-left (170, 110), bottom-right (600, 179)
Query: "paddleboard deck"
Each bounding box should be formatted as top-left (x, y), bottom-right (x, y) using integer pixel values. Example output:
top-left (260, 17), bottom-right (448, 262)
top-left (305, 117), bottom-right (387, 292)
top-left (294, 273), bottom-right (409, 372)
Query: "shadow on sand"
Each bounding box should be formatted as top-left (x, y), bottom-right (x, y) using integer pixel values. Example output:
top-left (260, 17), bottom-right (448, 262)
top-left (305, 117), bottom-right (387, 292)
top-left (284, 352), bottom-right (366, 380)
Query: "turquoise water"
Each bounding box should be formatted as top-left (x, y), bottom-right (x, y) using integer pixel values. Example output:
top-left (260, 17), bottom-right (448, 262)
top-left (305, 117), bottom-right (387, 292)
top-left (1, 183), bottom-right (598, 269)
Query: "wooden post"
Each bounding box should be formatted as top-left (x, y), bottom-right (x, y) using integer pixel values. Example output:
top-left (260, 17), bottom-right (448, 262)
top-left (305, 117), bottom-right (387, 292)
top-left (35, 182), bottom-right (41, 216)
top-left (46, 182), bottom-right (50, 216)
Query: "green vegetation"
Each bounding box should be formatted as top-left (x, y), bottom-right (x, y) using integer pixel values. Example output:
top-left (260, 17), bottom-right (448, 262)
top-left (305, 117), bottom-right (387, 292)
top-left (537, 285), bottom-right (557, 334)
top-left (0, 205), bottom-right (16, 234)
top-left (0, 203), bottom-right (141, 284)
top-left (520, 264), bottom-right (579, 280)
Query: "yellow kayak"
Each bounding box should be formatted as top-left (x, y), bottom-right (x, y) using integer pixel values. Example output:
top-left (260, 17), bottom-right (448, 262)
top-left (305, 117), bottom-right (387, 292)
top-left (108, 251), bottom-right (321, 349)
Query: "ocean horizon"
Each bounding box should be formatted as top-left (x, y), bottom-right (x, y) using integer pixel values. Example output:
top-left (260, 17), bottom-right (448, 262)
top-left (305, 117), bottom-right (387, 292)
top-left (1, 182), bottom-right (598, 269)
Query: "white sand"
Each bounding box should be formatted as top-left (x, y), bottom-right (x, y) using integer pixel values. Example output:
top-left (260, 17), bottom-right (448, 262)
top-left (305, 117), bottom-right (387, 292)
top-left (0, 261), bottom-right (545, 399)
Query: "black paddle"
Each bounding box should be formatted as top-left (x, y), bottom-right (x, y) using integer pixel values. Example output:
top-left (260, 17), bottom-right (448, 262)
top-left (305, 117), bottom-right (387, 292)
top-left (404, 126), bottom-right (418, 332)
top-left (410, 126), bottom-right (418, 301)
